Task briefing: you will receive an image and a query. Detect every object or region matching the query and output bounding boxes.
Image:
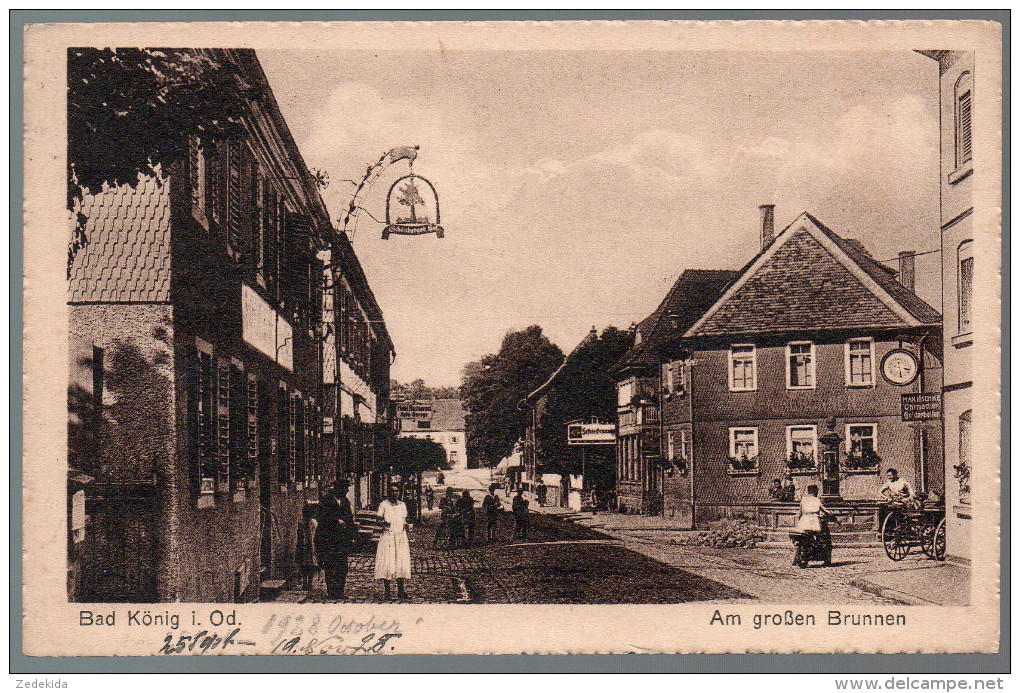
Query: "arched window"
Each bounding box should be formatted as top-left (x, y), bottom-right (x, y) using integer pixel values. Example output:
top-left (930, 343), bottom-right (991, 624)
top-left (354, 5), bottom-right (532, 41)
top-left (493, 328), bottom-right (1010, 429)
top-left (958, 240), bottom-right (974, 333)
top-left (955, 71), bottom-right (973, 169)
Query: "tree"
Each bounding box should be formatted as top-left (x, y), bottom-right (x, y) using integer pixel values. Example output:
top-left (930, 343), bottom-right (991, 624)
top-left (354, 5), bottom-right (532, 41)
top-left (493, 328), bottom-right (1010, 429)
top-left (396, 179), bottom-right (425, 223)
top-left (461, 325), bottom-right (564, 467)
top-left (391, 378), bottom-right (460, 401)
top-left (536, 326), bottom-right (634, 483)
top-left (388, 437), bottom-right (450, 475)
top-left (67, 48), bottom-right (252, 276)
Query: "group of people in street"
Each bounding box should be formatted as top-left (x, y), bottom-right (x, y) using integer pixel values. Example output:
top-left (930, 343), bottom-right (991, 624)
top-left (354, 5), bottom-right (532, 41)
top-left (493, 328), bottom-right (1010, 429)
top-left (300, 479), bottom-right (413, 603)
top-left (430, 484), bottom-right (531, 548)
top-left (788, 468), bottom-right (921, 569)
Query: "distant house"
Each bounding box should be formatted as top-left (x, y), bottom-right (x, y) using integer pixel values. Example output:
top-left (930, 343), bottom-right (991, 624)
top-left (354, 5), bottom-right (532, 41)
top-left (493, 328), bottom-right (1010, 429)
top-left (396, 399), bottom-right (468, 470)
top-left (612, 270), bottom-right (737, 516)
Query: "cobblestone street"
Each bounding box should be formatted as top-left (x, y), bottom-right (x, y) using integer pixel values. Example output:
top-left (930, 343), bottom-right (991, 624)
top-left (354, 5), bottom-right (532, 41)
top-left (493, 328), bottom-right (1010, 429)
top-left (275, 504), bottom-right (929, 605)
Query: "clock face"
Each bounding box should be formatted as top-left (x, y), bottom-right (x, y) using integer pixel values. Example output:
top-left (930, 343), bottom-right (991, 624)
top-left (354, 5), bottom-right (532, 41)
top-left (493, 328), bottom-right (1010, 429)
top-left (881, 349), bottom-right (919, 386)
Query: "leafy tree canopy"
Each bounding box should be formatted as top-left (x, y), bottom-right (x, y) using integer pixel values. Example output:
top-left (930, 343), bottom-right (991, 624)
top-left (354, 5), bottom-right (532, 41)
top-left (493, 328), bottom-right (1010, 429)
top-left (536, 326), bottom-right (634, 479)
top-left (67, 48), bottom-right (252, 275)
top-left (461, 325), bottom-right (564, 468)
top-left (390, 378), bottom-right (460, 401)
top-left (388, 436), bottom-right (450, 476)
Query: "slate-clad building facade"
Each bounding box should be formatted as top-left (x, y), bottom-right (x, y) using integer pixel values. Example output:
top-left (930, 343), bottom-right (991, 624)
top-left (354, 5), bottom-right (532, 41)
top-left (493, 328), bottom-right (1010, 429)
top-left (67, 49), bottom-right (392, 602)
top-left (616, 211), bottom-right (943, 527)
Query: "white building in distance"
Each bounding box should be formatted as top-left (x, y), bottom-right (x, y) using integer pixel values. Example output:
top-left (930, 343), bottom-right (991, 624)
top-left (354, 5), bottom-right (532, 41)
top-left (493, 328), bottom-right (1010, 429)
top-left (396, 399), bottom-right (468, 470)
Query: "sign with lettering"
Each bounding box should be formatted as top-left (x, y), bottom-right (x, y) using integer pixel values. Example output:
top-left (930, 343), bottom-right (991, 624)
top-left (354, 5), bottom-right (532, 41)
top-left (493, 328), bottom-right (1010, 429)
top-left (567, 420), bottom-right (616, 445)
top-left (241, 284), bottom-right (293, 371)
top-left (901, 392), bottom-right (942, 421)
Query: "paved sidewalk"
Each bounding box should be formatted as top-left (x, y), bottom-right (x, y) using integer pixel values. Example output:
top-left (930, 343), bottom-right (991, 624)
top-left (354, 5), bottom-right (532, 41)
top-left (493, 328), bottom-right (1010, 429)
top-left (849, 562), bottom-right (970, 606)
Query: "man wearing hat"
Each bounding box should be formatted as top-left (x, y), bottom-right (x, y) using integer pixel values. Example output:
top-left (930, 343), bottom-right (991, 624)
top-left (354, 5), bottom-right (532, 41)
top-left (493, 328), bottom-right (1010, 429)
top-left (314, 479), bottom-right (356, 600)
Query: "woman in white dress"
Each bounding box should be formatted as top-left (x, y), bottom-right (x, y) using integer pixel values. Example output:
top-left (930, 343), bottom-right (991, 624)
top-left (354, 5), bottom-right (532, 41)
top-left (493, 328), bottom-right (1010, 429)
top-left (375, 484), bottom-right (412, 601)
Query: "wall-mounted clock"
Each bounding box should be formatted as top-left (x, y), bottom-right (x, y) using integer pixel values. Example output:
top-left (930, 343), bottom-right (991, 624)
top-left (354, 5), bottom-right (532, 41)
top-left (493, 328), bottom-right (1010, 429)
top-left (880, 348), bottom-right (920, 386)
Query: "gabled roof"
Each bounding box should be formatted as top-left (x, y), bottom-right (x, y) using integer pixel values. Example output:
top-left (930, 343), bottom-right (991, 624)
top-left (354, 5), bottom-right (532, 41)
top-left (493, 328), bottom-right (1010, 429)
top-left (525, 327), bottom-right (600, 403)
top-left (614, 269), bottom-right (738, 373)
top-left (421, 399), bottom-right (466, 432)
top-left (684, 212), bottom-right (941, 338)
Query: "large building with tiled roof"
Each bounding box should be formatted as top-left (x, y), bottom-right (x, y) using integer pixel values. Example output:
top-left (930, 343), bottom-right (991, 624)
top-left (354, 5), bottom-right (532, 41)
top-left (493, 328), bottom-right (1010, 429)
top-left (614, 208), bottom-right (943, 528)
top-left (677, 210), bottom-right (942, 525)
top-left (67, 49), bottom-right (393, 602)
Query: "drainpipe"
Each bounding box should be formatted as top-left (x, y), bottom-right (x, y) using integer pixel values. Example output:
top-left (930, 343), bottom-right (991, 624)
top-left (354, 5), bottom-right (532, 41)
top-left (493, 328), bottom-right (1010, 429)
top-left (917, 333), bottom-right (928, 494)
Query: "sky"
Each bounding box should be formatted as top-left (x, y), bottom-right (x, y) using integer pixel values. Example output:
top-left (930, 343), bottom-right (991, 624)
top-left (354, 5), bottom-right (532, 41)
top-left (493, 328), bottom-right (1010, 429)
top-left (259, 49), bottom-right (942, 387)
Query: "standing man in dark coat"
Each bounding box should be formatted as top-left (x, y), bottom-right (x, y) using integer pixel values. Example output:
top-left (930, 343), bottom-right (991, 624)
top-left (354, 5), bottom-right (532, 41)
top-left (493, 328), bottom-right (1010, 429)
top-left (314, 480), bottom-right (356, 600)
top-left (482, 484), bottom-right (502, 542)
top-left (457, 490), bottom-right (477, 548)
top-left (512, 489), bottom-right (530, 540)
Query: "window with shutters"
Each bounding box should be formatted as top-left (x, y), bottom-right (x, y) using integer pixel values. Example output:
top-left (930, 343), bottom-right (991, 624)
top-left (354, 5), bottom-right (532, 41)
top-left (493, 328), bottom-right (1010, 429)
top-left (226, 142), bottom-right (244, 261)
top-left (662, 360), bottom-right (686, 397)
top-left (206, 141), bottom-right (226, 227)
top-left (228, 361), bottom-right (246, 496)
top-left (955, 72), bottom-right (973, 170)
top-left (216, 358), bottom-right (232, 494)
top-left (294, 395), bottom-right (306, 489)
top-left (189, 136), bottom-right (207, 226)
top-left (246, 374), bottom-right (259, 484)
top-left (288, 393), bottom-right (298, 486)
top-left (263, 185), bottom-right (279, 296)
top-left (958, 240), bottom-right (974, 335)
top-left (192, 344), bottom-right (217, 504)
top-left (253, 161), bottom-right (265, 288)
top-left (277, 384), bottom-right (290, 488)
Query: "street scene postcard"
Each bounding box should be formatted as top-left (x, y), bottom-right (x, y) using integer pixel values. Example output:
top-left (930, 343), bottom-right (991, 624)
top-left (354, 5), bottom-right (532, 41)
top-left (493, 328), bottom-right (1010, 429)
top-left (21, 19), bottom-right (1002, 657)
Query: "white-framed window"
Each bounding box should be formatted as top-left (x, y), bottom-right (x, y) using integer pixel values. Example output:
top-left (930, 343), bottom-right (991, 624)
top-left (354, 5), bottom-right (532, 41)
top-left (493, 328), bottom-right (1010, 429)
top-left (729, 345), bottom-right (756, 391)
top-left (955, 71), bottom-right (973, 169)
top-left (845, 423), bottom-right (879, 471)
top-left (666, 430), bottom-right (675, 460)
top-left (617, 380), bottom-right (634, 407)
top-left (663, 360), bottom-right (687, 396)
top-left (786, 425), bottom-right (818, 469)
top-left (679, 429), bottom-right (692, 465)
top-left (958, 240), bottom-right (973, 334)
top-left (786, 342), bottom-right (815, 389)
top-left (729, 427), bottom-right (758, 459)
top-left (845, 338), bottom-right (875, 387)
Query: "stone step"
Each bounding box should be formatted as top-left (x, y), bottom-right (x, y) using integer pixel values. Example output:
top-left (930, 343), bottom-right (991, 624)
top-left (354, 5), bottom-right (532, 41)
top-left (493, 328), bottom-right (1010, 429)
top-left (259, 578), bottom-right (288, 601)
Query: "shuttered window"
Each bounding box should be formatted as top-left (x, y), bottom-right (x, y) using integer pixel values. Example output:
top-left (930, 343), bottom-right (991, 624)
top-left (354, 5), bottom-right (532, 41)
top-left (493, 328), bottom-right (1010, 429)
top-left (247, 374), bottom-right (259, 481)
top-left (216, 359), bottom-right (232, 493)
top-left (192, 347), bottom-right (217, 498)
top-left (955, 72), bottom-right (973, 169)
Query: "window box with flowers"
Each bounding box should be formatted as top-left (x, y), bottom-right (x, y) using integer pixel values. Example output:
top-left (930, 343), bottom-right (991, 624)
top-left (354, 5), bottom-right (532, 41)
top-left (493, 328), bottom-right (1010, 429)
top-left (842, 424), bottom-right (880, 474)
top-left (784, 451), bottom-right (818, 475)
top-left (785, 425), bottom-right (819, 475)
top-left (727, 427), bottom-right (760, 476)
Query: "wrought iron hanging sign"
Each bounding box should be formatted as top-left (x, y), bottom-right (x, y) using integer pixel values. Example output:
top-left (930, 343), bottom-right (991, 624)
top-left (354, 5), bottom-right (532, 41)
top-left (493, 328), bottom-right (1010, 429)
top-left (339, 145), bottom-right (445, 241)
top-left (383, 173), bottom-right (444, 239)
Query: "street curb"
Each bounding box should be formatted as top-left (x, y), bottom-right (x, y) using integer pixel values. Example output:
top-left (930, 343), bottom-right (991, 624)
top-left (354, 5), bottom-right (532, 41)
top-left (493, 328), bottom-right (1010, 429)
top-left (848, 576), bottom-right (935, 606)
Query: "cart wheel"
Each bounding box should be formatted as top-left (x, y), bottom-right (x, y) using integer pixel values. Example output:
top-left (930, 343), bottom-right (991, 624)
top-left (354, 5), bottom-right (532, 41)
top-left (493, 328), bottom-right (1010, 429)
top-left (882, 511), bottom-right (910, 561)
top-left (932, 518), bottom-right (947, 561)
top-left (921, 521), bottom-right (937, 559)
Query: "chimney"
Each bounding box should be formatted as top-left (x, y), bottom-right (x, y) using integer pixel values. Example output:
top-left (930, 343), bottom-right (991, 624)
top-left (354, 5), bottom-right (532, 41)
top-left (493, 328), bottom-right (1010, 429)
top-left (898, 251), bottom-right (916, 292)
top-left (759, 204), bottom-right (775, 250)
